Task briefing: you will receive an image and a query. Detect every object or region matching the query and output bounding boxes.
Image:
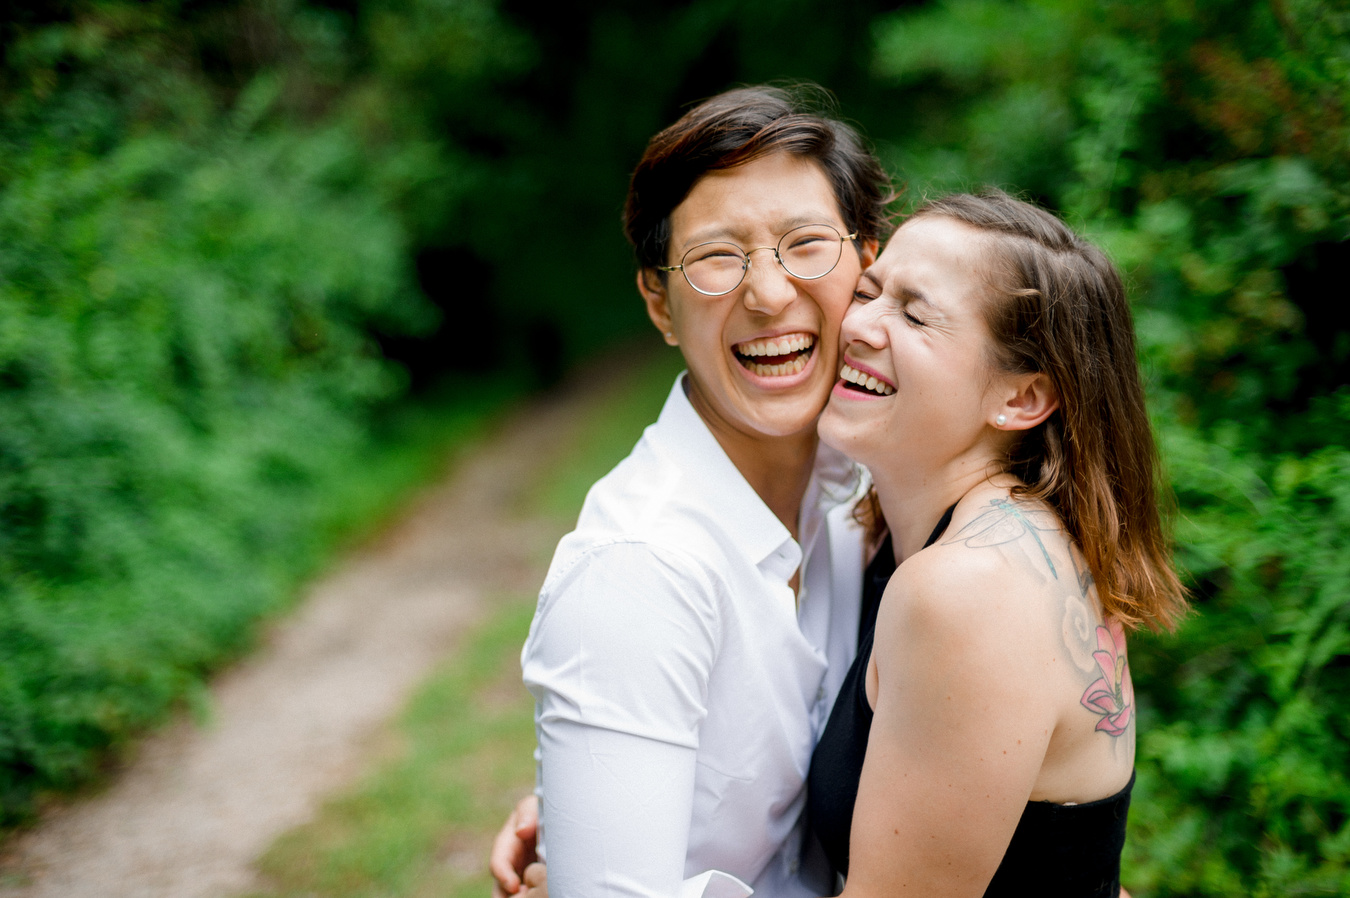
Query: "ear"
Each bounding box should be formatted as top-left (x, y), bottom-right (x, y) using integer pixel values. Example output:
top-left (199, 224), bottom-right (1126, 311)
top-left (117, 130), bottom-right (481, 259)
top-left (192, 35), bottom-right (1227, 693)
top-left (637, 268), bottom-right (678, 346)
top-left (993, 371), bottom-right (1059, 431)
top-left (858, 238), bottom-right (879, 270)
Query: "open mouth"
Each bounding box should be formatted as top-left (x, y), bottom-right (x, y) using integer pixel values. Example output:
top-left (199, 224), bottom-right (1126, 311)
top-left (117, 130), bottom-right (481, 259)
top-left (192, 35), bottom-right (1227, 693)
top-left (839, 363), bottom-right (895, 396)
top-left (733, 333), bottom-right (815, 377)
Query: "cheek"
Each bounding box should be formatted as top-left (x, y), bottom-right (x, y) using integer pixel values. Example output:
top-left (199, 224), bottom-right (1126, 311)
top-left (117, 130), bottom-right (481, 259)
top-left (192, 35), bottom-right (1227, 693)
top-left (813, 293), bottom-right (855, 359)
top-left (670, 296), bottom-right (719, 338)
top-left (819, 281), bottom-right (855, 328)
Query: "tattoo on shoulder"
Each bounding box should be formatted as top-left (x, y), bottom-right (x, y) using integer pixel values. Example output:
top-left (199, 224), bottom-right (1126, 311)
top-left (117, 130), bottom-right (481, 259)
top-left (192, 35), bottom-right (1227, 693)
top-left (1062, 597), bottom-right (1097, 674)
top-left (942, 497), bottom-right (1060, 578)
top-left (944, 499), bottom-right (1132, 739)
top-left (1079, 621), bottom-right (1134, 738)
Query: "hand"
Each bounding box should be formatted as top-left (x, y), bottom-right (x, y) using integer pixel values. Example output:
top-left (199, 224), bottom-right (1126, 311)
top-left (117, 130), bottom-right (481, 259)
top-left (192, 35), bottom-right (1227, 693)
top-left (518, 861), bottom-right (548, 898)
top-left (490, 794), bottom-right (539, 897)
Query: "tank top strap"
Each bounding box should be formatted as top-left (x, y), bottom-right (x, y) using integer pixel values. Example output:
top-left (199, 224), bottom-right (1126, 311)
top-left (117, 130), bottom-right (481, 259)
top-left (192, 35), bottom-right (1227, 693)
top-left (924, 503), bottom-right (958, 549)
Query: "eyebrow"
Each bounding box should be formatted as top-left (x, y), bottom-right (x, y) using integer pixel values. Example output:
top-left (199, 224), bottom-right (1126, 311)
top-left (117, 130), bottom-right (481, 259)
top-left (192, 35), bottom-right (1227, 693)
top-left (897, 285), bottom-right (935, 308)
top-left (863, 270), bottom-right (937, 309)
top-left (681, 214), bottom-right (841, 248)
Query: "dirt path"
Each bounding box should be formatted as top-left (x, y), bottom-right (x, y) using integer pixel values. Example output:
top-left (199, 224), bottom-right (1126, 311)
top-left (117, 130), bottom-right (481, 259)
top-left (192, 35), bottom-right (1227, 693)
top-left (0, 367), bottom-right (622, 898)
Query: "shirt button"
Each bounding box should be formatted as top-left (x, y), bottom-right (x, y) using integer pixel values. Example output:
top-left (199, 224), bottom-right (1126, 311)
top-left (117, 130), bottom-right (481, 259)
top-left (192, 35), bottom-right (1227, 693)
top-left (816, 686), bottom-right (826, 703)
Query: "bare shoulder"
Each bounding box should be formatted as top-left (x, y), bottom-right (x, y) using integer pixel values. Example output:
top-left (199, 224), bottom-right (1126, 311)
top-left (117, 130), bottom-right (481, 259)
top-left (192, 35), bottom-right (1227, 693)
top-left (872, 493), bottom-right (1081, 688)
top-left (873, 548), bottom-right (1034, 683)
top-left (887, 497), bottom-right (1060, 621)
top-left (867, 501), bottom-right (1065, 754)
top-left (940, 494), bottom-right (1068, 581)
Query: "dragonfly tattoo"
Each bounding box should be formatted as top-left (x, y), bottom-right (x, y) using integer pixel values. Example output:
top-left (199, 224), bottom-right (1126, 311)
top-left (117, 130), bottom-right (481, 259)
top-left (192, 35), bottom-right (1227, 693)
top-left (942, 498), bottom-right (1061, 579)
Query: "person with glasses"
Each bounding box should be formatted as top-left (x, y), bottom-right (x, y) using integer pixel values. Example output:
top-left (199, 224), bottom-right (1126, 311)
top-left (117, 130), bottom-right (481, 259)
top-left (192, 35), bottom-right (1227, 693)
top-left (490, 85), bottom-right (891, 898)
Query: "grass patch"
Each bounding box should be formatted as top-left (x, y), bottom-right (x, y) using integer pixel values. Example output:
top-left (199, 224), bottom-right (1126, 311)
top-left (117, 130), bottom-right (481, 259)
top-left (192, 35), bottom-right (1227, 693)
top-left (247, 347), bottom-right (684, 898)
top-left (247, 596), bottom-right (537, 898)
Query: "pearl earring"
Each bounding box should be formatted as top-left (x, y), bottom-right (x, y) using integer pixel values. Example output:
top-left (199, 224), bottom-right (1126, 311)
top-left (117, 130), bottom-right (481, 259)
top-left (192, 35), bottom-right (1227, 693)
top-left (996, 414), bottom-right (1007, 427)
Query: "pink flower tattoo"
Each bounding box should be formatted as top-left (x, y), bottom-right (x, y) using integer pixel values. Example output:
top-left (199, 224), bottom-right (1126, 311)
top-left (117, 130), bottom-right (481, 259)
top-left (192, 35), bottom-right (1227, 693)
top-left (1080, 622), bottom-right (1134, 737)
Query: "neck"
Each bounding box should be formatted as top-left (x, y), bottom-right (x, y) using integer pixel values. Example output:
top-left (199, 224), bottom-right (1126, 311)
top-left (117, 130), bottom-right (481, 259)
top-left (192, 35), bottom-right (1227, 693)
top-left (873, 454), bottom-right (998, 564)
top-left (691, 414), bottom-right (817, 542)
top-left (729, 431), bottom-right (819, 540)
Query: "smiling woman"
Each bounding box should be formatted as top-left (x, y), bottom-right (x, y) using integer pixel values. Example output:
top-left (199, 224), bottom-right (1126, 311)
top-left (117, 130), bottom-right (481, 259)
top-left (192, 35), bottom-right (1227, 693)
top-left (638, 152), bottom-right (866, 458)
top-left (496, 85), bottom-right (894, 898)
top-left (809, 190), bottom-right (1187, 898)
top-left (823, 214), bottom-right (1015, 484)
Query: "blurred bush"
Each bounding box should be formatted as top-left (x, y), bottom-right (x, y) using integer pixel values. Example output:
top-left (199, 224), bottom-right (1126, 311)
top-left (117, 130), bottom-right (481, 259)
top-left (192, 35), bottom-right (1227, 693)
top-left (0, 0), bottom-right (445, 821)
top-left (342, 0), bottom-right (922, 376)
top-left (871, 0), bottom-right (1348, 893)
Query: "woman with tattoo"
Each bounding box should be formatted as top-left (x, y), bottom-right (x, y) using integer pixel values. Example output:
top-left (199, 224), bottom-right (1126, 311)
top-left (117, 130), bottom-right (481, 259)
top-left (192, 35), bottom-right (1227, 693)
top-left (807, 190), bottom-right (1187, 897)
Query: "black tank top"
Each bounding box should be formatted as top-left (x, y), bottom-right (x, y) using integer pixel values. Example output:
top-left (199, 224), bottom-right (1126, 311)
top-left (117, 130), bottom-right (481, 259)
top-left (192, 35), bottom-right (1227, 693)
top-left (807, 506), bottom-right (1133, 897)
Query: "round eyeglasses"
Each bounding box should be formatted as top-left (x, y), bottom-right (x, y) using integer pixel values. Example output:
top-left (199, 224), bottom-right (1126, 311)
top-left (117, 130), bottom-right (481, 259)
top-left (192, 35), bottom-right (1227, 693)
top-left (657, 224), bottom-right (859, 297)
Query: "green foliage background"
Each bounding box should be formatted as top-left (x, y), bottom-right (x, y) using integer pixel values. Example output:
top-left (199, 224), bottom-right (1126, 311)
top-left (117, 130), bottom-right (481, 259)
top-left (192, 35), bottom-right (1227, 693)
top-left (869, 1), bottom-right (1349, 893)
top-left (0, 0), bottom-right (1346, 894)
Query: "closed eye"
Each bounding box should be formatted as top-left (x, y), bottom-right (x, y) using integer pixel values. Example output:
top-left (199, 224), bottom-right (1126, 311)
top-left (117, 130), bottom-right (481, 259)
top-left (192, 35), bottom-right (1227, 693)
top-left (687, 243), bottom-right (744, 264)
top-left (902, 309), bottom-right (926, 327)
top-left (787, 234), bottom-right (829, 249)
top-left (853, 272), bottom-right (882, 303)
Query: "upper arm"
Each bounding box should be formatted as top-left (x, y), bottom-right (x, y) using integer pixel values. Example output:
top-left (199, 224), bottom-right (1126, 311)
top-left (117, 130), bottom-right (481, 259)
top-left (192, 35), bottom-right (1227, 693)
top-left (525, 540), bottom-right (720, 744)
top-left (538, 720), bottom-right (700, 896)
top-left (842, 554), bottom-right (1057, 898)
top-left (524, 541), bottom-right (721, 895)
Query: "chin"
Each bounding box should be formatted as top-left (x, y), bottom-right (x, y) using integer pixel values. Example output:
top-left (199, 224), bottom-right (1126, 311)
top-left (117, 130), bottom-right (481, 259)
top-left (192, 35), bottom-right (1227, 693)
top-left (754, 412), bottom-right (822, 441)
top-left (815, 410), bottom-right (847, 452)
top-left (817, 409), bottom-right (870, 461)
top-left (755, 382), bottom-right (831, 433)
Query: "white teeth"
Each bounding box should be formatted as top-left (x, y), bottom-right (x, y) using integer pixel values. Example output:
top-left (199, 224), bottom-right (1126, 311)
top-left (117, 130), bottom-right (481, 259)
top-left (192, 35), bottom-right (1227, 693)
top-left (838, 364), bottom-right (895, 396)
top-left (745, 354), bottom-right (810, 377)
top-left (736, 333), bottom-right (815, 358)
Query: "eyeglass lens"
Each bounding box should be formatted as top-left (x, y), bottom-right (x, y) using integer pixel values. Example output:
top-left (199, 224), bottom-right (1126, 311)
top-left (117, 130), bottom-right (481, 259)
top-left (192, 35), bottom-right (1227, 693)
top-left (681, 225), bottom-right (846, 295)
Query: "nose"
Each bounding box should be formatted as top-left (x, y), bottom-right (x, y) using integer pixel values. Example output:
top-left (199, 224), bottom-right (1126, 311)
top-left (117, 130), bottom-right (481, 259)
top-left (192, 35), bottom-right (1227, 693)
top-left (740, 247), bottom-right (796, 315)
top-left (840, 294), bottom-right (888, 350)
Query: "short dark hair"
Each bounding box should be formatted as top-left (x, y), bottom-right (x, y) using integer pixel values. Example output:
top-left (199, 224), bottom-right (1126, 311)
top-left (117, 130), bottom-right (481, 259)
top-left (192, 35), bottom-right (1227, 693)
top-left (623, 85), bottom-right (894, 271)
top-left (912, 189), bottom-right (1188, 632)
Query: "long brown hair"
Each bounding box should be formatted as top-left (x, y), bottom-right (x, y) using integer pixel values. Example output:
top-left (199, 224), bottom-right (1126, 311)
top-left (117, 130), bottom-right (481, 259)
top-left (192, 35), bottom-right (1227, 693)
top-left (918, 190), bottom-right (1187, 631)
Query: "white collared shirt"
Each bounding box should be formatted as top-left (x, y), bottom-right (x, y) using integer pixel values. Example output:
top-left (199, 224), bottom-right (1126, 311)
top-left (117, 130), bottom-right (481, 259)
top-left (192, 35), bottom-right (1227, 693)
top-left (522, 374), bottom-right (867, 898)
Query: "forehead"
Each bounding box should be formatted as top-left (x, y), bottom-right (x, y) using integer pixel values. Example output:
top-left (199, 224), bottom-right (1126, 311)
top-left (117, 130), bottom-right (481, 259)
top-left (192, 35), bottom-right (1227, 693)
top-left (870, 215), bottom-right (990, 303)
top-left (669, 153), bottom-right (843, 247)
